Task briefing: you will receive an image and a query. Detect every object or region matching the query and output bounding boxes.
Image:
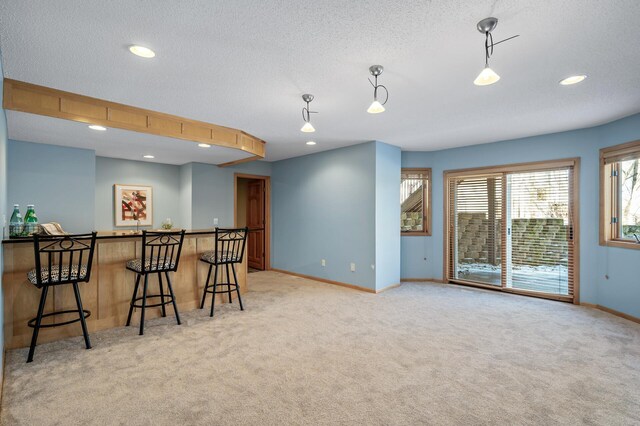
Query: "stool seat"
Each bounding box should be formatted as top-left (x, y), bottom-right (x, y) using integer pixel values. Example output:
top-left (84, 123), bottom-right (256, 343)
top-left (27, 264), bottom-right (88, 287)
top-left (200, 251), bottom-right (240, 264)
top-left (126, 257), bottom-right (175, 273)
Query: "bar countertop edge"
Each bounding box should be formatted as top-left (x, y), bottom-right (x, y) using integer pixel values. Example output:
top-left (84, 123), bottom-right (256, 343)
top-left (2, 229), bottom-right (225, 244)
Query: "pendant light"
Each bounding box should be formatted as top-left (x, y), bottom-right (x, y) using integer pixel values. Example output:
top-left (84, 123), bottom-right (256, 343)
top-left (301, 94), bottom-right (317, 132)
top-left (367, 65), bottom-right (388, 114)
top-left (473, 17), bottom-right (519, 86)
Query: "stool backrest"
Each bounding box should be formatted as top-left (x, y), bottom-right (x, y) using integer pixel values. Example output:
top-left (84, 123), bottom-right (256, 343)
top-left (33, 232), bottom-right (97, 286)
top-left (140, 230), bottom-right (185, 273)
top-left (214, 227), bottom-right (248, 264)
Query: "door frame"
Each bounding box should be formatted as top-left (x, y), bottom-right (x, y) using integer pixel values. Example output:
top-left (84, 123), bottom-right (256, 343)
top-left (234, 173), bottom-right (271, 270)
top-left (443, 158), bottom-right (581, 304)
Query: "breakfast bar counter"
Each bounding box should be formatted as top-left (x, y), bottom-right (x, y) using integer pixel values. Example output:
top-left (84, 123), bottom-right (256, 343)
top-left (2, 230), bottom-right (248, 349)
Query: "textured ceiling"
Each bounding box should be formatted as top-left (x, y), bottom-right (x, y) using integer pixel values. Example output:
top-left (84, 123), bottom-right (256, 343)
top-left (1, 0), bottom-right (640, 162)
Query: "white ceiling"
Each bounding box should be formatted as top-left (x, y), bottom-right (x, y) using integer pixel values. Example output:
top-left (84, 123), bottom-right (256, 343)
top-left (1, 0), bottom-right (640, 162)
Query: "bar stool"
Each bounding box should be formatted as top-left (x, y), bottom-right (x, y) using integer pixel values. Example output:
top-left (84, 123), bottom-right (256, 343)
top-left (199, 227), bottom-right (248, 317)
top-left (26, 232), bottom-right (97, 363)
top-left (125, 230), bottom-right (185, 335)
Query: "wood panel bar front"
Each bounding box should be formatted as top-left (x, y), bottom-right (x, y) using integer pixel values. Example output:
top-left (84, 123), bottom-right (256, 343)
top-left (2, 232), bottom-right (248, 349)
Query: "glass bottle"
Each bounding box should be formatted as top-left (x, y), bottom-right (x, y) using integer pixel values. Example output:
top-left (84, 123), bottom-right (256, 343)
top-left (9, 204), bottom-right (23, 237)
top-left (23, 204), bottom-right (39, 236)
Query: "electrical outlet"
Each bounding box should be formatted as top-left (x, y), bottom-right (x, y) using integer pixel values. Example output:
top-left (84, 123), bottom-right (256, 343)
top-left (321, 259), bottom-right (326, 267)
top-left (213, 218), bottom-right (218, 225)
top-left (350, 263), bottom-right (356, 272)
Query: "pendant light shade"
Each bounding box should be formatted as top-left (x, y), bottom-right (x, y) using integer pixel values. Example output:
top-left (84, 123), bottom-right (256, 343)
top-left (367, 65), bottom-right (388, 114)
top-left (300, 122), bottom-right (315, 133)
top-left (367, 100), bottom-right (386, 114)
top-left (300, 94), bottom-right (317, 133)
top-left (474, 67), bottom-right (501, 86)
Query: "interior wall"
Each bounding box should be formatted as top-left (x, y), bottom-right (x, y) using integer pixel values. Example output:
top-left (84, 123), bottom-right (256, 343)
top-left (8, 140), bottom-right (95, 233)
top-left (179, 163), bottom-right (193, 230)
top-left (375, 141), bottom-right (401, 291)
top-left (401, 112), bottom-right (640, 318)
top-left (272, 142), bottom-right (377, 290)
top-left (95, 156), bottom-right (182, 230)
top-left (236, 179), bottom-right (249, 227)
top-left (0, 49), bottom-right (9, 386)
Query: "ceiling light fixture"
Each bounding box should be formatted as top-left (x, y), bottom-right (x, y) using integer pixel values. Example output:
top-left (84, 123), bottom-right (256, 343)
top-left (143, 155), bottom-right (155, 159)
top-left (559, 75), bottom-right (587, 86)
top-left (473, 17), bottom-right (519, 86)
top-left (198, 143), bottom-right (211, 148)
top-left (88, 125), bottom-right (107, 131)
top-left (306, 141), bottom-right (316, 145)
top-left (129, 45), bottom-right (156, 58)
top-left (300, 94), bottom-right (317, 132)
top-left (367, 65), bottom-right (388, 114)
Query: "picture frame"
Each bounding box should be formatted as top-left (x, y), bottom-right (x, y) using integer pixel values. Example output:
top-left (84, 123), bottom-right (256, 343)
top-left (114, 184), bottom-right (153, 227)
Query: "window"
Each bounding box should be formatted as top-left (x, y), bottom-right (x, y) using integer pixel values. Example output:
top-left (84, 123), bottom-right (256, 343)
top-left (600, 140), bottom-right (640, 249)
top-left (444, 158), bottom-right (579, 303)
top-left (401, 168), bottom-right (431, 235)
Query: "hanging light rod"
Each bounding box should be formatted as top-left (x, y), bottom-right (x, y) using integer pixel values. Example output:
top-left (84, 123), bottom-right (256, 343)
top-left (300, 94), bottom-right (317, 133)
top-left (367, 65), bottom-right (388, 114)
top-left (473, 17), bottom-right (519, 86)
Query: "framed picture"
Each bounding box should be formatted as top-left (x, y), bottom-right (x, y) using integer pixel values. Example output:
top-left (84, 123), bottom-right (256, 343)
top-left (114, 184), bottom-right (153, 227)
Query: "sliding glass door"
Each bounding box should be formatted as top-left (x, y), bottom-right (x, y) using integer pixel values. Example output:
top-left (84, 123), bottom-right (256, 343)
top-left (505, 169), bottom-right (574, 296)
top-left (449, 175), bottom-right (503, 286)
top-left (446, 160), bottom-right (578, 302)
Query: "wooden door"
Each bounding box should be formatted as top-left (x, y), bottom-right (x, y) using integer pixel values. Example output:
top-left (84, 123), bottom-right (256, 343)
top-left (247, 180), bottom-right (265, 270)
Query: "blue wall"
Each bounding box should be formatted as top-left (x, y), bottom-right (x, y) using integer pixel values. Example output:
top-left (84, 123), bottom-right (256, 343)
top-left (7, 141), bottom-right (272, 233)
top-left (8, 140), bottom-right (95, 233)
top-left (0, 49), bottom-right (8, 379)
top-left (95, 156), bottom-right (182, 230)
top-left (375, 141), bottom-right (401, 291)
top-left (401, 113), bottom-right (640, 317)
top-left (272, 142), bottom-right (377, 289)
top-left (184, 161), bottom-right (272, 229)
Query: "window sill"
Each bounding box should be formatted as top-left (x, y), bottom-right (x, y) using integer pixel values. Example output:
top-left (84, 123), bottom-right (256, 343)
top-left (600, 239), bottom-right (640, 250)
top-left (401, 231), bottom-right (432, 237)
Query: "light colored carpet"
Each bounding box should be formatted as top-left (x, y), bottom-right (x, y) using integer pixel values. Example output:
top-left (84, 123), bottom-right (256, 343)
top-left (2, 271), bottom-right (640, 425)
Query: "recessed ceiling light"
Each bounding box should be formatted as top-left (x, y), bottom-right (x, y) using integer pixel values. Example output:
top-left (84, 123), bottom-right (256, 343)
top-left (129, 45), bottom-right (156, 58)
top-left (143, 155), bottom-right (155, 159)
top-left (88, 125), bottom-right (107, 131)
top-left (198, 143), bottom-right (211, 148)
top-left (306, 141), bottom-right (316, 145)
top-left (559, 75), bottom-right (587, 85)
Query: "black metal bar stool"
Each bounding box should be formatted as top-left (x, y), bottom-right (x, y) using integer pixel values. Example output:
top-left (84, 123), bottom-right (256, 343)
top-left (26, 232), bottom-right (97, 363)
top-left (125, 230), bottom-right (185, 335)
top-left (199, 227), bottom-right (248, 317)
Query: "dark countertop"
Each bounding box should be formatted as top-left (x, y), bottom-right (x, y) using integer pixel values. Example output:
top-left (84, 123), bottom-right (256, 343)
top-left (2, 229), bottom-right (221, 244)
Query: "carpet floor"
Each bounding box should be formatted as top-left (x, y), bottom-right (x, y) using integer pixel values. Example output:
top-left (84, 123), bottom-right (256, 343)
top-left (1, 271), bottom-right (640, 425)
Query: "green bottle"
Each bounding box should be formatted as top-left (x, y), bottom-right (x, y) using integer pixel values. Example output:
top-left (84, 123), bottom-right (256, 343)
top-left (9, 205), bottom-right (23, 237)
top-left (23, 204), bottom-right (39, 236)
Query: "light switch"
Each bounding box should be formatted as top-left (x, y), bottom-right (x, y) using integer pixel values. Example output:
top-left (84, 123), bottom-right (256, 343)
top-left (350, 263), bottom-right (356, 272)
top-left (321, 259), bottom-right (326, 267)
top-left (213, 218), bottom-right (218, 225)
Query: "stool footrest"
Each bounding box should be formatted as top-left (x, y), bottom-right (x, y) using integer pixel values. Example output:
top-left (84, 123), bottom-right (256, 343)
top-left (205, 282), bottom-right (239, 295)
top-left (130, 294), bottom-right (174, 309)
top-left (28, 309), bottom-right (91, 329)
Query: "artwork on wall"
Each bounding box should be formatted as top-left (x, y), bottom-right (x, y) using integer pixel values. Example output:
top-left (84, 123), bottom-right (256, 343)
top-left (114, 184), bottom-right (153, 227)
